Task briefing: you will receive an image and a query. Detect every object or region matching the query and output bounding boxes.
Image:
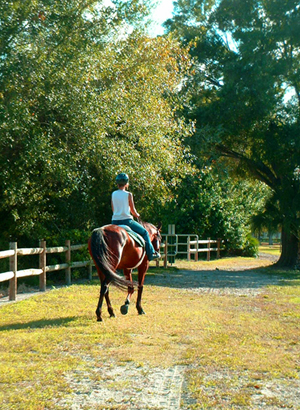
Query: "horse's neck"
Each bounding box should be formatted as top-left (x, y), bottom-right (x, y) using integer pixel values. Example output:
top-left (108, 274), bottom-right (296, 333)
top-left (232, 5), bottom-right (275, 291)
top-left (144, 223), bottom-right (155, 239)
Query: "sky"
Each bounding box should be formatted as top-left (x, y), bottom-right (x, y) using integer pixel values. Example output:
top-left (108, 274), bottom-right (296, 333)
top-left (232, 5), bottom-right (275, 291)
top-left (148, 0), bottom-right (174, 36)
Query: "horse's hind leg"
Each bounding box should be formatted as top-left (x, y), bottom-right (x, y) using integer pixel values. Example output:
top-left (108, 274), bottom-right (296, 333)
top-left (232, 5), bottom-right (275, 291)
top-left (136, 261), bottom-right (148, 315)
top-left (96, 280), bottom-right (110, 321)
top-left (105, 289), bottom-right (115, 318)
top-left (136, 285), bottom-right (145, 315)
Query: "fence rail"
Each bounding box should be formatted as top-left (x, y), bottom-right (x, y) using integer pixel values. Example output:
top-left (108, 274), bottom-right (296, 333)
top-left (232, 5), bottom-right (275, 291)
top-left (157, 235), bottom-right (223, 268)
top-left (0, 240), bottom-right (91, 301)
top-left (0, 233), bottom-right (224, 300)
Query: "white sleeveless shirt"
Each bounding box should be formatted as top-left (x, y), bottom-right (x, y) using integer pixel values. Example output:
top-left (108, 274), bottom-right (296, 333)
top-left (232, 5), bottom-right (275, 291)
top-left (111, 190), bottom-right (133, 221)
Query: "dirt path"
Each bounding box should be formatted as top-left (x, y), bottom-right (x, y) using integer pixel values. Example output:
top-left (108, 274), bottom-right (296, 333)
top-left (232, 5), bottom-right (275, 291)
top-left (145, 252), bottom-right (283, 297)
top-left (56, 254), bottom-right (300, 410)
top-left (56, 253), bottom-right (300, 410)
top-left (3, 253), bottom-right (300, 409)
top-left (0, 252), bottom-right (278, 306)
top-left (59, 362), bottom-right (186, 410)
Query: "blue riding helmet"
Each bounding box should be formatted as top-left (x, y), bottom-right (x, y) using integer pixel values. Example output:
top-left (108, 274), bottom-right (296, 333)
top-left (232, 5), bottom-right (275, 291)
top-left (115, 173), bottom-right (129, 185)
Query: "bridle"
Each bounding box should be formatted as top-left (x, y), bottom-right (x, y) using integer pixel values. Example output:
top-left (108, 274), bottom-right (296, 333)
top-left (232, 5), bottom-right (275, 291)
top-left (152, 228), bottom-right (162, 252)
top-left (138, 219), bottom-right (162, 252)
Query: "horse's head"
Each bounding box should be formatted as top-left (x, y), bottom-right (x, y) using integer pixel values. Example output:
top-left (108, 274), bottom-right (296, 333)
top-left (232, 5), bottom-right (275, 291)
top-left (139, 221), bottom-right (162, 251)
top-left (147, 222), bottom-right (162, 252)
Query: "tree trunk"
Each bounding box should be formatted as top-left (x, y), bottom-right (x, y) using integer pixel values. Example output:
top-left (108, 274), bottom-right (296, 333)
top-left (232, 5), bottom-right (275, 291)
top-left (276, 228), bottom-right (299, 268)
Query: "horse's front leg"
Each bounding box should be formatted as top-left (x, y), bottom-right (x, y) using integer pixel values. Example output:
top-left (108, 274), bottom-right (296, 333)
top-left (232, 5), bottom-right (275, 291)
top-left (120, 268), bottom-right (134, 315)
top-left (136, 259), bottom-right (148, 315)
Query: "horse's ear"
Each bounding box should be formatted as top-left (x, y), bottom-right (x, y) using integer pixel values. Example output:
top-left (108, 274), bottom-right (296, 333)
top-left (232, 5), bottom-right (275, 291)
top-left (157, 221), bottom-right (162, 231)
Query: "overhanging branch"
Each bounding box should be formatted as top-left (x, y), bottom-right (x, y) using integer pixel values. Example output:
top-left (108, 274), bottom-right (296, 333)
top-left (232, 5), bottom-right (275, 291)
top-left (216, 144), bottom-right (279, 189)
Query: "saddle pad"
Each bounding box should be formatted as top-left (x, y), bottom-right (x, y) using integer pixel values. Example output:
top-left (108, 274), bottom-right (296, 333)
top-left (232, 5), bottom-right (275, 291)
top-left (118, 225), bottom-right (145, 248)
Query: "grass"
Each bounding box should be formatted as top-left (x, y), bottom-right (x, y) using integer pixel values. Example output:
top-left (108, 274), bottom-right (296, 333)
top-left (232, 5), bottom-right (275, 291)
top-left (0, 257), bottom-right (299, 409)
top-left (259, 244), bottom-right (281, 256)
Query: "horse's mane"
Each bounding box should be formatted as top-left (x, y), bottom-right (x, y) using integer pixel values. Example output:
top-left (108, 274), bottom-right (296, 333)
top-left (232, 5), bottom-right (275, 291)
top-left (138, 220), bottom-right (155, 233)
top-left (138, 219), bottom-right (151, 228)
top-left (138, 220), bottom-right (162, 238)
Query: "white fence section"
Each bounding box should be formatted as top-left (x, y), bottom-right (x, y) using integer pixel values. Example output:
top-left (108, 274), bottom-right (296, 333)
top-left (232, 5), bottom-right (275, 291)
top-left (157, 234), bottom-right (223, 268)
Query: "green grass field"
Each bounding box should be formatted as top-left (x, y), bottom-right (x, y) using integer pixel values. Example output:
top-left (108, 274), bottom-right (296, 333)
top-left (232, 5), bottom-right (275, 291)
top-left (0, 258), bottom-right (299, 409)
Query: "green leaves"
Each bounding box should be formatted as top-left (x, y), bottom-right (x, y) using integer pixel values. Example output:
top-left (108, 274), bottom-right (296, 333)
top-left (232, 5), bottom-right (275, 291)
top-left (0, 1), bottom-right (193, 244)
top-left (165, 0), bottom-right (300, 263)
top-left (159, 167), bottom-right (269, 254)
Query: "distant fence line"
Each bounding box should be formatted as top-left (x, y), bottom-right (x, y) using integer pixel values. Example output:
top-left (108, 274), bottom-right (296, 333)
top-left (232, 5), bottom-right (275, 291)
top-left (0, 233), bottom-right (223, 301)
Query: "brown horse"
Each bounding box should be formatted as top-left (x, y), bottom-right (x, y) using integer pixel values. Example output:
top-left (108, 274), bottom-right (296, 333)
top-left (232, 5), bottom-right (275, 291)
top-left (88, 222), bottom-right (162, 321)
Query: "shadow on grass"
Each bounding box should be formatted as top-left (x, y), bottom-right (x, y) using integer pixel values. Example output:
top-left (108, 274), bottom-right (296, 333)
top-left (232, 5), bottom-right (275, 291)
top-left (137, 266), bottom-right (300, 291)
top-left (2, 264), bottom-right (299, 314)
top-left (0, 316), bottom-right (77, 332)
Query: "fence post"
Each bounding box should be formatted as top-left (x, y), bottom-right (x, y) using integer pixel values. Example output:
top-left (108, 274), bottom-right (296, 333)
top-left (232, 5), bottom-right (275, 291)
top-left (65, 240), bottom-right (71, 285)
top-left (39, 240), bottom-right (46, 291)
top-left (195, 235), bottom-right (199, 262)
top-left (207, 237), bottom-right (211, 261)
top-left (187, 236), bottom-right (191, 261)
top-left (168, 225), bottom-right (176, 264)
top-left (9, 242), bottom-right (17, 301)
top-left (164, 239), bottom-right (168, 269)
top-left (156, 241), bottom-right (161, 267)
top-left (217, 238), bottom-right (221, 259)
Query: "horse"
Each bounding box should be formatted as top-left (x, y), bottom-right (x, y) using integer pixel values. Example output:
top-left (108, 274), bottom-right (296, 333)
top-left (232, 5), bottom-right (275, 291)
top-left (88, 222), bottom-right (162, 321)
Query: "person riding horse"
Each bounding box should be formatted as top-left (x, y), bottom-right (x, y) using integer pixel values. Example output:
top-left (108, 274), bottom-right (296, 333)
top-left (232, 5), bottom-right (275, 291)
top-left (88, 173), bottom-right (162, 321)
top-left (111, 173), bottom-right (160, 261)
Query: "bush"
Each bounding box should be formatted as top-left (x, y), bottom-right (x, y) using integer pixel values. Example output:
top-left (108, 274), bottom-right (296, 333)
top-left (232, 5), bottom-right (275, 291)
top-left (230, 234), bottom-right (259, 257)
top-left (242, 234), bottom-right (260, 257)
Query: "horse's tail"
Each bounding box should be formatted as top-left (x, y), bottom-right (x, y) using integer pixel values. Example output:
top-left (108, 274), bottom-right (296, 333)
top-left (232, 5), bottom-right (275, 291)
top-left (89, 228), bottom-right (134, 291)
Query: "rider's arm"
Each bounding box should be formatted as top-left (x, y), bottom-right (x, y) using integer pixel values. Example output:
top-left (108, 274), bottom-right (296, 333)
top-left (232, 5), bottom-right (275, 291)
top-left (129, 193), bottom-right (140, 219)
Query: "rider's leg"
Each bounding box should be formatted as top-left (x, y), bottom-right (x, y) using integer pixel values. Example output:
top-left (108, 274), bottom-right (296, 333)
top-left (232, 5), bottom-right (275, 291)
top-left (112, 219), bottom-right (159, 260)
top-left (127, 220), bottom-right (157, 261)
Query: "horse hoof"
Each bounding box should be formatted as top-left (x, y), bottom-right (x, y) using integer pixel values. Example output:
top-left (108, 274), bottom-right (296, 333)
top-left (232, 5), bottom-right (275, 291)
top-left (96, 317), bottom-right (103, 322)
top-left (138, 309), bottom-right (145, 315)
top-left (120, 304), bottom-right (129, 315)
top-left (110, 313), bottom-right (116, 318)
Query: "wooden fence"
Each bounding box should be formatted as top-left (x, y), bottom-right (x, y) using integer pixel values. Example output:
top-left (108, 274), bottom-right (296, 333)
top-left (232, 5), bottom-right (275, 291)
top-left (157, 235), bottom-right (223, 268)
top-left (0, 234), bottom-right (223, 301)
top-left (0, 240), bottom-right (91, 301)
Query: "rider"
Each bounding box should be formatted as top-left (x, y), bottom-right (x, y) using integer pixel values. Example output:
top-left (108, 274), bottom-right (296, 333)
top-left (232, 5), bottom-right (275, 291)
top-left (111, 173), bottom-right (161, 261)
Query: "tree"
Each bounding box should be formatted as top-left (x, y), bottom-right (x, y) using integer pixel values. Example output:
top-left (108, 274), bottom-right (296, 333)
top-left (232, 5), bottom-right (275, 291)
top-left (155, 163), bottom-right (268, 255)
top-left (165, 0), bottom-right (300, 267)
top-left (0, 0), bottom-right (193, 245)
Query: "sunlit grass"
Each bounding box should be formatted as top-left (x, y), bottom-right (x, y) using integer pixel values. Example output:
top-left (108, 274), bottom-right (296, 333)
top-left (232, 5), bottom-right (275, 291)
top-left (259, 245), bottom-right (281, 256)
top-left (0, 260), bottom-right (299, 409)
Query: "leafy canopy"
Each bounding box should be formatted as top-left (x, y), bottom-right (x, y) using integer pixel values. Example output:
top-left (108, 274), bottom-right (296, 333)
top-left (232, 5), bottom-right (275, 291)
top-left (0, 0), bottom-right (193, 244)
top-left (165, 0), bottom-right (300, 263)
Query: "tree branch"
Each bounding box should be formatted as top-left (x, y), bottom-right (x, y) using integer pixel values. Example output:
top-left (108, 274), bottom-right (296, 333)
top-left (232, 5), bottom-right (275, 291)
top-left (216, 144), bottom-right (279, 189)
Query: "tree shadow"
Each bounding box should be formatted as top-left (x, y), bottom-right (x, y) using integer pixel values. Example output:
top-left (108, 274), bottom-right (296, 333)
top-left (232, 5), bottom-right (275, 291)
top-left (141, 266), bottom-right (300, 291)
top-left (0, 316), bottom-right (77, 332)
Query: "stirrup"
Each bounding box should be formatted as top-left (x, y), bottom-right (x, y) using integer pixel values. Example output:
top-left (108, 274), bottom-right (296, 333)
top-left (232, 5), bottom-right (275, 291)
top-left (152, 251), bottom-right (161, 260)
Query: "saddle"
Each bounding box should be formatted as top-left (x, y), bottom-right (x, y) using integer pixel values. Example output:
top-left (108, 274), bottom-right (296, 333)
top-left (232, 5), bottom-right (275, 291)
top-left (118, 225), bottom-right (145, 248)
